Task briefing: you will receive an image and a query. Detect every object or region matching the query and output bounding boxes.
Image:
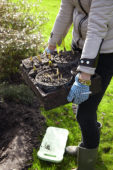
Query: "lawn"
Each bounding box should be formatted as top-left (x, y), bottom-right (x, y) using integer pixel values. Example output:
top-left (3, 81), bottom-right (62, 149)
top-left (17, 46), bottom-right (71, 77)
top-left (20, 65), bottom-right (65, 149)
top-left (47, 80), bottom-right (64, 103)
top-left (12, 0), bottom-right (113, 169)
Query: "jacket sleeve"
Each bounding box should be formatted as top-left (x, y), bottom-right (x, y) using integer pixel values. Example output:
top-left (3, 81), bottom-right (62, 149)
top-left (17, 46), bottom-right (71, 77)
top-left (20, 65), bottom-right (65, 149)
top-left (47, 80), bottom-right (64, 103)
top-left (77, 0), bottom-right (113, 75)
top-left (48, 0), bottom-right (74, 46)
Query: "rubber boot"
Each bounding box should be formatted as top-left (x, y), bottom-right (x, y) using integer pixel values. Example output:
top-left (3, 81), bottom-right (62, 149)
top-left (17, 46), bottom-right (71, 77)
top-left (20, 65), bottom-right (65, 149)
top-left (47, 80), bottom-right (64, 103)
top-left (66, 121), bottom-right (102, 155)
top-left (74, 146), bottom-right (98, 170)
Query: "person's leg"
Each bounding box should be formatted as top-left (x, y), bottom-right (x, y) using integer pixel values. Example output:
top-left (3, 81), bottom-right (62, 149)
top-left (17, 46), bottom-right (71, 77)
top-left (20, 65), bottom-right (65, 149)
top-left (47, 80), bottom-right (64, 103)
top-left (72, 54), bottom-right (113, 170)
top-left (66, 53), bottom-right (113, 156)
top-left (77, 53), bottom-right (113, 149)
top-left (66, 53), bottom-right (113, 154)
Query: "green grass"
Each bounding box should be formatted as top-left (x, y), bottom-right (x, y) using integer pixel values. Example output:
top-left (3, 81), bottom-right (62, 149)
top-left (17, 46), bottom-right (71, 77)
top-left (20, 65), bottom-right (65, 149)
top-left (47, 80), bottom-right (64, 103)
top-left (11, 0), bottom-right (113, 169)
top-left (29, 79), bottom-right (113, 170)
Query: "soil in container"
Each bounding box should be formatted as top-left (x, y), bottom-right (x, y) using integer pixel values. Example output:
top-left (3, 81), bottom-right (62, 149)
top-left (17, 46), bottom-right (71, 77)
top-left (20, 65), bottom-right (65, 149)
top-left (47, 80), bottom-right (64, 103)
top-left (22, 55), bottom-right (50, 71)
top-left (54, 50), bottom-right (80, 68)
top-left (35, 67), bottom-right (74, 93)
top-left (28, 62), bottom-right (57, 82)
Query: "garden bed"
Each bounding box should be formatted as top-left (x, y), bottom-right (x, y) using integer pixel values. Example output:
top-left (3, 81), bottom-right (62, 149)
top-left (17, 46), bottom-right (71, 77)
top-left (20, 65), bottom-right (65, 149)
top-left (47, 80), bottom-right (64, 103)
top-left (0, 98), bottom-right (46, 170)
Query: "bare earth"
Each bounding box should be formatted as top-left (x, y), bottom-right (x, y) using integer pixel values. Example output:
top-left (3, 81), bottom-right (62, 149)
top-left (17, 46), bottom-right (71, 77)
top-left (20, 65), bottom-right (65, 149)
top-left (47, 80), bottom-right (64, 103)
top-left (0, 99), bottom-right (46, 170)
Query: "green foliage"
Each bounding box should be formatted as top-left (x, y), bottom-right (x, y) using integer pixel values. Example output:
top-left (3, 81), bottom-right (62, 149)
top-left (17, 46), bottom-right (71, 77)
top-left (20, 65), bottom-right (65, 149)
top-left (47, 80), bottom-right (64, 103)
top-left (0, 83), bottom-right (34, 105)
top-left (0, 0), bottom-right (47, 81)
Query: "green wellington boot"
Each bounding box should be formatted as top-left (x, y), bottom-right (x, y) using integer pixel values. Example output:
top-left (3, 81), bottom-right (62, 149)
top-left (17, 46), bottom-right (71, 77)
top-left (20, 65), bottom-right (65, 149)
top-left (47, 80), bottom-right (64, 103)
top-left (73, 146), bottom-right (98, 170)
top-left (66, 121), bottom-right (102, 156)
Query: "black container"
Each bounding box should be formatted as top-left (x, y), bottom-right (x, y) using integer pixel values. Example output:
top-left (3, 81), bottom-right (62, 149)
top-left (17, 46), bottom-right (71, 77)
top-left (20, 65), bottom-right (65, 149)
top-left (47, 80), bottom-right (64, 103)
top-left (54, 50), bottom-right (80, 69)
top-left (20, 50), bottom-right (102, 110)
top-left (35, 67), bottom-right (74, 93)
top-left (20, 64), bottom-right (73, 110)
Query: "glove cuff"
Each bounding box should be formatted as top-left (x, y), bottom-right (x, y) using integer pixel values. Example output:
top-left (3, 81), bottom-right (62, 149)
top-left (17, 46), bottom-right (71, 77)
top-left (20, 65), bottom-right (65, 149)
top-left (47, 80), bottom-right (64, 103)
top-left (45, 47), bottom-right (54, 54)
top-left (75, 73), bottom-right (91, 86)
top-left (78, 78), bottom-right (91, 86)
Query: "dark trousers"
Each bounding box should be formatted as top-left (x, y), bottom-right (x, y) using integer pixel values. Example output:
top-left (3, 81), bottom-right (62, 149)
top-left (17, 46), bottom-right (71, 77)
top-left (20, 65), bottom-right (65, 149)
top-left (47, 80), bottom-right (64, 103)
top-left (76, 53), bottom-right (113, 149)
top-left (72, 42), bottom-right (113, 148)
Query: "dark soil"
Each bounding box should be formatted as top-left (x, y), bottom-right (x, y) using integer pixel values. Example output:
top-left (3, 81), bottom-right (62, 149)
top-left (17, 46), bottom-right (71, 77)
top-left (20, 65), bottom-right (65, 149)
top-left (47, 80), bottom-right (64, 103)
top-left (35, 68), bottom-right (73, 87)
top-left (22, 56), bottom-right (48, 73)
top-left (54, 50), bottom-right (80, 63)
top-left (0, 98), bottom-right (46, 170)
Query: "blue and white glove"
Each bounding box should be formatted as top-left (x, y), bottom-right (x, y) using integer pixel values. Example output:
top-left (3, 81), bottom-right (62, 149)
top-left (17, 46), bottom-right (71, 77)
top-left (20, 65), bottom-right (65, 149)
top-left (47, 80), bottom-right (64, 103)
top-left (67, 73), bottom-right (91, 105)
top-left (43, 47), bottom-right (55, 55)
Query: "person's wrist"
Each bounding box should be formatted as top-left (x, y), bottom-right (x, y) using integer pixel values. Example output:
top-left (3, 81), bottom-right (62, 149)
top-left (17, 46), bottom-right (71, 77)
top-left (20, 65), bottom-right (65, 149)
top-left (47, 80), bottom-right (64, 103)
top-left (78, 72), bottom-right (91, 86)
top-left (79, 72), bottom-right (91, 80)
top-left (45, 46), bottom-right (55, 54)
top-left (48, 44), bottom-right (56, 51)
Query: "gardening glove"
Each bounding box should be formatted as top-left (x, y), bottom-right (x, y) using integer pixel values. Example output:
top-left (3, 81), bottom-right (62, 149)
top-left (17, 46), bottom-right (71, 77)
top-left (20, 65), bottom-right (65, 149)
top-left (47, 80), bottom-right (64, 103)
top-left (43, 47), bottom-right (55, 55)
top-left (67, 73), bottom-right (91, 105)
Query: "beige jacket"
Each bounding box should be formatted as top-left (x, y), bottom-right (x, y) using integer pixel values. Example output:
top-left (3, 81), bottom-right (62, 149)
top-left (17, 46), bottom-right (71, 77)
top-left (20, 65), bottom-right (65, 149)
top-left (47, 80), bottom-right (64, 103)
top-left (48, 0), bottom-right (113, 74)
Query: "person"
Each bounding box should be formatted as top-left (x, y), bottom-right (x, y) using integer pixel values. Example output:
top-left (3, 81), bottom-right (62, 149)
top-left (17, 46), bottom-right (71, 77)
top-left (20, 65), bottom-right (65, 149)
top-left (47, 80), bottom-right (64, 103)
top-left (45, 0), bottom-right (113, 169)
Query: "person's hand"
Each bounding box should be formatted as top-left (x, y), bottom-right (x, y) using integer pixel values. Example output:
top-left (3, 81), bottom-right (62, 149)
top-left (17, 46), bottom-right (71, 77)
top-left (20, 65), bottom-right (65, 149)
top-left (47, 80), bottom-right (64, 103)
top-left (44, 45), bottom-right (56, 54)
top-left (67, 73), bottom-right (91, 105)
top-left (43, 47), bottom-right (54, 54)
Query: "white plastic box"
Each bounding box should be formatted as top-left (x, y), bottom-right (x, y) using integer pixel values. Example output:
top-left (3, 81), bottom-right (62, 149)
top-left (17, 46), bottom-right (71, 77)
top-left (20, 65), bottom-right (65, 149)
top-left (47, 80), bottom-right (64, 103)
top-left (37, 127), bottom-right (69, 163)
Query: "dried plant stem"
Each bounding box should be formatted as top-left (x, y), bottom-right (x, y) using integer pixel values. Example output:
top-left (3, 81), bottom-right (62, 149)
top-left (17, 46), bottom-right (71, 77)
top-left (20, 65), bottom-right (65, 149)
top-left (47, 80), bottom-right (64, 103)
top-left (37, 55), bottom-right (42, 63)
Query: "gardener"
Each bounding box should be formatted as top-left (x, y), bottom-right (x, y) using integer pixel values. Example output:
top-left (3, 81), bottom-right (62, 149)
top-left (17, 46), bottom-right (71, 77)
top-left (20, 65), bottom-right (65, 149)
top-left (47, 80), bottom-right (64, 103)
top-left (45, 0), bottom-right (113, 169)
